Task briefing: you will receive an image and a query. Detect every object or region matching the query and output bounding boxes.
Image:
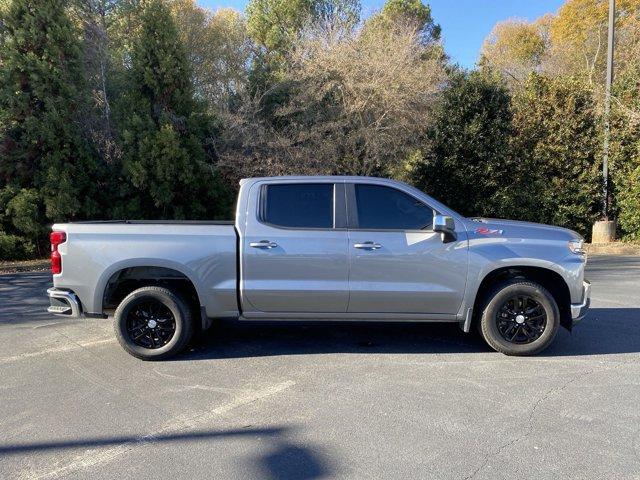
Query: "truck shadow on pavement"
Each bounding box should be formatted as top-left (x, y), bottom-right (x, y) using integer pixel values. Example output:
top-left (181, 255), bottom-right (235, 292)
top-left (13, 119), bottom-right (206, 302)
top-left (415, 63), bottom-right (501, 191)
top-left (182, 307), bottom-right (640, 360)
top-left (1, 273), bottom-right (638, 358)
top-left (181, 308), bottom-right (640, 360)
top-left (186, 321), bottom-right (490, 360)
top-left (0, 426), bottom-right (334, 480)
top-left (542, 307), bottom-right (640, 357)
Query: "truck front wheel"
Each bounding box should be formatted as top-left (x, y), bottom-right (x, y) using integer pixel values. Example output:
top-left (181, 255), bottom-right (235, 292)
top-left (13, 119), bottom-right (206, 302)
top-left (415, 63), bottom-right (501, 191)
top-left (114, 286), bottom-right (193, 360)
top-left (479, 279), bottom-right (559, 356)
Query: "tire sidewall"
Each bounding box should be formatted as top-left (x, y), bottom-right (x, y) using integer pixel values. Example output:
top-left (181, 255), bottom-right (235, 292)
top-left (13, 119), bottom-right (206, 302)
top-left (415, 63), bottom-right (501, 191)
top-left (481, 281), bottom-right (559, 356)
top-left (114, 288), bottom-right (191, 360)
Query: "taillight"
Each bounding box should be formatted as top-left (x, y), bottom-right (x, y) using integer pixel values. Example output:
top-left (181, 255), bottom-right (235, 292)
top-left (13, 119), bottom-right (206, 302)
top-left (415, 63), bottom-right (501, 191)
top-left (50, 231), bottom-right (66, 274)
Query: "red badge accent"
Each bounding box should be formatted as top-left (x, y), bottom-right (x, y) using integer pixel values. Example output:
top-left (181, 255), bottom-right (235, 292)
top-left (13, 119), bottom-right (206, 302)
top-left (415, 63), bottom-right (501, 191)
top-left (475, 227), bottom-right (503, 235)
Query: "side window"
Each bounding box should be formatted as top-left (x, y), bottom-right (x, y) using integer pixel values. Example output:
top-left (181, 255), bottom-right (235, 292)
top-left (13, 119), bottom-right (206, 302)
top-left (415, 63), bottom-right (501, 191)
top-left (262, 183), bottom-right (334, 229)
top-left (354, 184), bottom-right (434, 230)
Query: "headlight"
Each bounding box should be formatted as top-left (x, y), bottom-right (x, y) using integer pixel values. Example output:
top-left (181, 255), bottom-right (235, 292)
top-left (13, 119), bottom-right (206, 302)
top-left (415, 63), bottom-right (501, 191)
top-left (568, 239), bottom-right (586, 255)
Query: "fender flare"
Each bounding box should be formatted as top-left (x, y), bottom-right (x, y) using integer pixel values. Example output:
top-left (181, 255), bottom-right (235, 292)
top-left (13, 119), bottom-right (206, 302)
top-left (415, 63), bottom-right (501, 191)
top-left (93, 258), bottom-right (206, 314)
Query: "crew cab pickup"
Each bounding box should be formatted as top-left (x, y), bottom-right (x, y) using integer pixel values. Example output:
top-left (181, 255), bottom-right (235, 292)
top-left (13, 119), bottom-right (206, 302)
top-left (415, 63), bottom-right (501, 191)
top-left (47, 176), bottom-right (590, 359)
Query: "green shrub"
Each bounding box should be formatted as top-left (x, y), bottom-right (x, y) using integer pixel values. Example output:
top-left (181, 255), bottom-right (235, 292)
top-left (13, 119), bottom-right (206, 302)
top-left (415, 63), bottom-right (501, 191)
top-left (615, 154), bottom-right (640, 240)
top-left (403, 70), bottom-right (514, 217)
top-left (506, 74), bottom-right (601, 238)
top-left (6, 189), bottom-right (44, 238)
top-left (0, 232), bottom-right (36, 261)
top-left (611, 62), bottom-right (640, 240)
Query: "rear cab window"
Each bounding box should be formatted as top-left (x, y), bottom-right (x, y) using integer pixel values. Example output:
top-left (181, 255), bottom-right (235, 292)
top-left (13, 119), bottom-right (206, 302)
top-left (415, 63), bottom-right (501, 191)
top-left (260, 183), bottom-right (334, 229)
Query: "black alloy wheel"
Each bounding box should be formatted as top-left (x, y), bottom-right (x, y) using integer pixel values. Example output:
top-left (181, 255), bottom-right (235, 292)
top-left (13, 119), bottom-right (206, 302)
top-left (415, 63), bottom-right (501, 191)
top-left (125, 298), bottom-right (177, 349)
top-left (114, 286), bottom-right (194, 360)
top-left (479, 279), bottom-right (559, 356)
top-left (495, 295), bottom-right (547, 344)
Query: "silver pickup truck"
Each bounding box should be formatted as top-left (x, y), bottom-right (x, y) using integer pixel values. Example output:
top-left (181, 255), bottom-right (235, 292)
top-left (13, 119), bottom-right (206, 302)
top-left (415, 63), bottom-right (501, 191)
top-left (47, 176), bottom-right (590, 360)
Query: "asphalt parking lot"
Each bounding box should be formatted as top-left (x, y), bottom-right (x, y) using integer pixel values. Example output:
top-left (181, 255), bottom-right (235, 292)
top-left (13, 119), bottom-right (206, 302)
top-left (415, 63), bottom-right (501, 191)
top-left (1, 256), bottom-right (639, 480)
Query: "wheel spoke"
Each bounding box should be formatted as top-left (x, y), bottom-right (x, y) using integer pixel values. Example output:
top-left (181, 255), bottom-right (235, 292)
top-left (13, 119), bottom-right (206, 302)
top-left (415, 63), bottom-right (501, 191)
top-left (529, 324), bottom-right (544, 333)
top-left (500, 305), bottom-right (513, 315)
top-left (133, 330), bottom-right (147, 340)
top-left (521, 324), bottom-right (534, 340)
top-left (502, 323), bottom-right (515, 336)
top-left (510, 297), bottom-right (519, 314)
top-left (509, 325), bottom-right (521, 342)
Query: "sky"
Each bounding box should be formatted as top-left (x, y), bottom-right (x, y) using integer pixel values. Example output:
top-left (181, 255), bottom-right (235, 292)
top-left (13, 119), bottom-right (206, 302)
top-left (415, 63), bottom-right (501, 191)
top-left (198, 0), bottom-right (565, 69)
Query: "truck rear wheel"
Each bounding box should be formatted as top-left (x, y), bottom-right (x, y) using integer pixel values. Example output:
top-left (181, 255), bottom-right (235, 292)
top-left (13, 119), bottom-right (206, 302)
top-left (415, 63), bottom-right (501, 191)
top-left (479, 279), bottom-right (559, 356)
top-left (114, 286), bottom-right (193, 360)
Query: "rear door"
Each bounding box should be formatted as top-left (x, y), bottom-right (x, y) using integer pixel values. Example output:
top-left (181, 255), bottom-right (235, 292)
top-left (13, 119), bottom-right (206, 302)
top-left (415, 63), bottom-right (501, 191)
top-left (241, 181), bottom-right (349, 314)
top-left (346, 182), bottom-right (468, 315)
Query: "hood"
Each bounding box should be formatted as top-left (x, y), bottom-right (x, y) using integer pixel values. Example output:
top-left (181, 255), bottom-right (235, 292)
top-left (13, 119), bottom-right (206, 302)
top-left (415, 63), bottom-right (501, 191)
top-left (468, 217), bottom-right (582, 241)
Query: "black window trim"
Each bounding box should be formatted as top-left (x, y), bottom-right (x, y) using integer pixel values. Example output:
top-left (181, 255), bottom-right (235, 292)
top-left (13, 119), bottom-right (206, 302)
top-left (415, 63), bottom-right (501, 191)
top-left (346, 182), bottom-right (437, 232)
top-left (257, 182), bottom-right (347, 231)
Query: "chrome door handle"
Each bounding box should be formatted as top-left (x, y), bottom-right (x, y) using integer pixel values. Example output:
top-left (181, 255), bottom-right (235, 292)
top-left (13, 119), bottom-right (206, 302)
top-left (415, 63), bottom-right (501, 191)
top-left (354, 242), bottom-right (382, 250)
top-left (249, 240), bottom-right (278, 249)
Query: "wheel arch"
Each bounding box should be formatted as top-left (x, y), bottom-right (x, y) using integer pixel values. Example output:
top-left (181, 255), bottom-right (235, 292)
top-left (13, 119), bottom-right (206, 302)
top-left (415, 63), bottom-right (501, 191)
top-left (95, 260), bottom-right (208, 328)
top-left (471, 265), bottom-right (572, 331)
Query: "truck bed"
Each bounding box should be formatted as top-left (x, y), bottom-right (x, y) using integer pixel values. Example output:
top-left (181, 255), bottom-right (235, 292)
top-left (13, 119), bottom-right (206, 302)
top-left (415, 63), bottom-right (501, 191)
top-left (68, 220), bottom-right (235, 225)
top-left (51, 221), bottom-right (239, 318)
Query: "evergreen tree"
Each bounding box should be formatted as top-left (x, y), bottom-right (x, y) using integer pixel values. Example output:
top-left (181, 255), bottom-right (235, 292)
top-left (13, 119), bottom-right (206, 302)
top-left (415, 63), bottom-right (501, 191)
top-left (117, 0), bottom-right (228, 219)
top-left (610, 61), bottom-right (640, 239)
top-left (509, 74), bottom-right (601, 237)
top-left (0, 0), bottom-right (100, 221)
top-left (405, 71), bottom-right (514, 217)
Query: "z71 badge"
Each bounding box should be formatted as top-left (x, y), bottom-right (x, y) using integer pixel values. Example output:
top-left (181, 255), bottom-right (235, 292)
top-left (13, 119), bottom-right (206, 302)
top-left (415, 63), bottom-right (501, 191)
top-left (475, 227), bottom-right (504, 235)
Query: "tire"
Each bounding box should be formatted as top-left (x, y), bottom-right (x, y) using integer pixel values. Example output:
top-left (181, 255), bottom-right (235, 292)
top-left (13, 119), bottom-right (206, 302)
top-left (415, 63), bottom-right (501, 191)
top-left (479, 279), bottom-right (559, 356)
top-left (114, 286), bottom-right (194, 360)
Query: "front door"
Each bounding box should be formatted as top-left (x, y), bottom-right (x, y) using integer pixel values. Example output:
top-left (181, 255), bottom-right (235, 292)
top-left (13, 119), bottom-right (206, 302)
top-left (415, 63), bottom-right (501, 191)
top-left (241, 181), bottom-right (349, 314)
top-left (347, 183), bottom-right (468, 315)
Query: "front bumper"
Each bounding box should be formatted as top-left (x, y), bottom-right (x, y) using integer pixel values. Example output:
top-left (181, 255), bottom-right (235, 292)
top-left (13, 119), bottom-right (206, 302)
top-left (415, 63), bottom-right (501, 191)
top-left (47, 288), bottom-right (82, 318)
top-left (570, 280), bottom-right (591, 325)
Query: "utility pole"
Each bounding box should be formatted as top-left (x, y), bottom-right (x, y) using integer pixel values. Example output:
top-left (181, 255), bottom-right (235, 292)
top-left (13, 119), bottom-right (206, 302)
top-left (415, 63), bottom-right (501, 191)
top-left (602, 0), bottom-right (615, 219)
top-left (593, 0), bottom-right (616, 242)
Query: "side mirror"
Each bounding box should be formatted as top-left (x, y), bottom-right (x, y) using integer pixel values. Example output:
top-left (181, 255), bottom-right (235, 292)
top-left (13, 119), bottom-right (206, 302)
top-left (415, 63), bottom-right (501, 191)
top-left (433, 215), bottom-right (456, 243)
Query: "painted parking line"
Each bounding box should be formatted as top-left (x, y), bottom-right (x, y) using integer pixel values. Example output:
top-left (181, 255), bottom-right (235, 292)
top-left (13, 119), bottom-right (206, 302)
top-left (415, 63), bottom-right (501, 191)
top-left (0, 338), bottom-right (115, 366)
top-left (16, 380), bottom-right (296, 480)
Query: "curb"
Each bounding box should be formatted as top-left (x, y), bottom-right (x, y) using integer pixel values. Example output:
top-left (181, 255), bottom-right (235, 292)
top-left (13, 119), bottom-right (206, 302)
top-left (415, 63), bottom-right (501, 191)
top-left (0, 260), bottom-right (50, 275)
top-left (586, 243), bottom-right (640, 256)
